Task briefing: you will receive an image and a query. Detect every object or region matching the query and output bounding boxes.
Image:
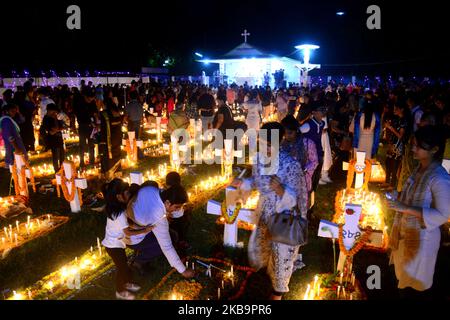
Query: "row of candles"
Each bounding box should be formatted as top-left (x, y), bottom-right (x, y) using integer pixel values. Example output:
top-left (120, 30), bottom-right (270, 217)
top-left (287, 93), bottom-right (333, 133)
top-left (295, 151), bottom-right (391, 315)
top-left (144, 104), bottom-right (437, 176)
top-left (303, 271), bottom-right (357, 300)
top-left (122, 171), bottom-right (230, 204)
top-left (2, 215), bottom-right (52, 248)
top-left (9, 237), bottom-right (107, 300)
top-left (170, 260), bottom-right (235, 300)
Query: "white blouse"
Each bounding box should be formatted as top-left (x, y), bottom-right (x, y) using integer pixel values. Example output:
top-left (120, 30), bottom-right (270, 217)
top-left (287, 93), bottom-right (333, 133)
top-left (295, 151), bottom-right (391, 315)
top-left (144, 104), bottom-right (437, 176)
top-left (125, 187), bottom-right (186, 274)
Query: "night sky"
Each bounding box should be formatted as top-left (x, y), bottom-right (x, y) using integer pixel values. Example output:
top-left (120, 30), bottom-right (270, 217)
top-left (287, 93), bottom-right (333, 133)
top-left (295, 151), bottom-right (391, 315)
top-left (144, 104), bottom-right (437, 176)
top-left (1, 0), bottom-right (449, 76)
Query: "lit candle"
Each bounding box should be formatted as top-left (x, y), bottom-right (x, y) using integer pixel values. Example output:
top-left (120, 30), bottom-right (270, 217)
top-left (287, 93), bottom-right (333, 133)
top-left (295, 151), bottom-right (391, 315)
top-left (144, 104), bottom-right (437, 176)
top-left (192, 262), bottom-right (195, 270)
top-left (47, 214), bottom-right (51, 221)
top-left (16, 221), bottom-right (19, 233)
top-left (337, 286), bottom-right (341, 299)
top-left (37, 219), bottom-right (41, 228)
top-left (317, 283), bottom-right (321, 298)
top-left (4, 227), bottom-right (8, 239)
top-left (231, 265), bottom-right (233, 276)
top-left (28, 290), bottom-right (32, 300)
top-left (47, 281), bottom-right (54, 293)
top-left (342, 287), bottom-right (346, 300)
top-left (27, 216), bottom-right (31, 226)
top-left (313, 275), bottom-right (319, 291)
top-left (1, 237), bottom-right (5, 246)
top-left (350, 293), bottom-right (353, 300)
top-left (14, 233), bottom-right (18, 245)
top-left (90, 246), bottom-right (93, 253)
top-left (351, 273), bottom-right (355, 286)
top-left (303, 284), bottom-right (311, 300)
top-left (222, 280), bottom-right (224, 289)
top-left (340, 272), bottom-right (343, 285)
top-left (217, 287), bottom-right (221, 300)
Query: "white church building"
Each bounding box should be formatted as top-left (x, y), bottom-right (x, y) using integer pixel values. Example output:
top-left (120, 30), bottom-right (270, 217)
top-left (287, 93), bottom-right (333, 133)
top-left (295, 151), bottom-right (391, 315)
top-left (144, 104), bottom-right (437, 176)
top-left (197, 30), bottom-right (306, 87)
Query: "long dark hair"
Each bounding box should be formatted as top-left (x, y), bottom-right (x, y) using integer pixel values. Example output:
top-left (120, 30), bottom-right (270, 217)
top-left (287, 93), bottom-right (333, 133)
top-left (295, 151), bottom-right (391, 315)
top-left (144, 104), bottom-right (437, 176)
top-left (363, 101), bottom-right (375, 130)
top-left (102, 179), bottom-right (129, 220)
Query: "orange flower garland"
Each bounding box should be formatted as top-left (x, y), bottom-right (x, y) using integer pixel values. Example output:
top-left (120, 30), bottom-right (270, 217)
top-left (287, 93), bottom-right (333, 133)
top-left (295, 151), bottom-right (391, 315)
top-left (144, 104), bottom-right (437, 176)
top-left (346, 159), bottom-right (372, 191)
top-left (11, 159), bottom-right (36, 195)
top-left (59, 162), bottom-right (83, 206)
top-left (338, 224), bottom-right (373, 257)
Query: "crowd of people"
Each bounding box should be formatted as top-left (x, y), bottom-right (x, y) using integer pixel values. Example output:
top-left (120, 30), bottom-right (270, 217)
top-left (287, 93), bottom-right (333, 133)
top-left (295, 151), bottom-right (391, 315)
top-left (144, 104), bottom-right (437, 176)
top-left (1, 77), bottom-right (449, 300)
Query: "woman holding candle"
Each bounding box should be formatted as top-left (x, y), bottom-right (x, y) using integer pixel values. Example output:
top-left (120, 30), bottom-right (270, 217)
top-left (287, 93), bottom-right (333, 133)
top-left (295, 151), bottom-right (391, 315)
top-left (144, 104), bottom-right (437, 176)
top-left (387, 126), bottom-right (450, 299)
top-left (232, 122), bottom-right (308, 300)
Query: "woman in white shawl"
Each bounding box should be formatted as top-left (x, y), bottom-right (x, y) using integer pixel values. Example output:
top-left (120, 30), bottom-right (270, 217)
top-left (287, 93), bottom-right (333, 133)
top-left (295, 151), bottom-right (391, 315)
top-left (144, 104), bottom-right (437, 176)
top-left (387, 126), bottom-right (450, 298)
top-left (232, 122), bottom-right (308, 300)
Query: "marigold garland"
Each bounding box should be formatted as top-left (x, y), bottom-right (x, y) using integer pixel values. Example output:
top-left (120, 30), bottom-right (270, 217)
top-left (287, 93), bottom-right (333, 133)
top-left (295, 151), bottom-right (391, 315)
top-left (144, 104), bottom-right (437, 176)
top-left (346, 159), bottom-right (372, 191)
top-left (338, 224), bottom-right (373, 257)
top-left (220, 202), bottom-right (242, 224)
top-left (11, 158), bottom-right (36, 195)
top-left (59, 162), bottom-right (83, 206)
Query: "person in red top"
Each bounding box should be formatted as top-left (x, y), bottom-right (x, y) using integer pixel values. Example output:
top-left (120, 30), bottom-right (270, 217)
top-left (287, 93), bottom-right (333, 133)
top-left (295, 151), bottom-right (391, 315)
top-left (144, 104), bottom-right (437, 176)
top-left (166, 88), bottom-right (176, 117)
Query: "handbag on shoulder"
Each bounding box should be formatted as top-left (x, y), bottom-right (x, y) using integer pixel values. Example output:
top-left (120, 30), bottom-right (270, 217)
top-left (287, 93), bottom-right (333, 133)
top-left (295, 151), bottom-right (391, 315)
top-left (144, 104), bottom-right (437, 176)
top-left (267, 207), bottom-right (308, 247)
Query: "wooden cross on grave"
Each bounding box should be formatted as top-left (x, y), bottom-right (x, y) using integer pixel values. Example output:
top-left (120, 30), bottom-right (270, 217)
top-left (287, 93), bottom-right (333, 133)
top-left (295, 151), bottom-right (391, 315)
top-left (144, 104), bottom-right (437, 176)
top-left (10, 153), bottom-right (33, 197)
top-left (342, 151), bottom-right (372, 190)
top-left (317, 203), bottom-right (384, 272)
top-left (55, 161), bottom-right (88, 213)
top-left (207, 185), bottom-right (257, 248)
top-left (122, 131), bottom-right (144, 163)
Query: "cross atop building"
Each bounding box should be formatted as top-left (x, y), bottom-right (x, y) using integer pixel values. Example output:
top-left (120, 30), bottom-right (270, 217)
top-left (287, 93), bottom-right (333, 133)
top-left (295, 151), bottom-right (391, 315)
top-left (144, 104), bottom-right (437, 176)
top-left (241, 29), bottom-right (250, 43)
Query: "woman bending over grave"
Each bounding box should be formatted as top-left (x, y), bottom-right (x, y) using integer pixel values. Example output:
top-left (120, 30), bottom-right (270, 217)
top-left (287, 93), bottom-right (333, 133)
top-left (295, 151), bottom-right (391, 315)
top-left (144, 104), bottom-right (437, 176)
top-left (102, 179), bottom-right (195, 300)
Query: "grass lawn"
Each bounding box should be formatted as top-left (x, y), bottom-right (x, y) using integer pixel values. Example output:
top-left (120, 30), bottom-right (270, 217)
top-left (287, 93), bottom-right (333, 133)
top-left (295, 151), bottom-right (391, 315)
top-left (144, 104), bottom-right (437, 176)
top-left (0, 145), bottom-right (449, 300)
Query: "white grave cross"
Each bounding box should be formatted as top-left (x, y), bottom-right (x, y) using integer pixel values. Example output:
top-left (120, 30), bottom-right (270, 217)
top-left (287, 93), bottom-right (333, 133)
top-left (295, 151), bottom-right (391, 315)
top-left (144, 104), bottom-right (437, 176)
top-left (10, 154), bottom-right (30, 197)
top-left (318, 203), bottom-right (383, 271)
top-left (343, 151), bottom-right (369, 189)
top-left (207, 186), bottom-right (257, 247)
top-left (122, 131), bottom-right (143, 163)
top-left (56, 161), bottom-right (88, 213)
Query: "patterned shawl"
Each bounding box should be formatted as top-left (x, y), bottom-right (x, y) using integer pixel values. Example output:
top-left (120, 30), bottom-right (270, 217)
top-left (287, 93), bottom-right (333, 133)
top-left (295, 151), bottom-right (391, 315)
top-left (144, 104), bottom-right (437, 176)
top-left (389, 161), bottom-right (442, 263)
